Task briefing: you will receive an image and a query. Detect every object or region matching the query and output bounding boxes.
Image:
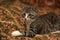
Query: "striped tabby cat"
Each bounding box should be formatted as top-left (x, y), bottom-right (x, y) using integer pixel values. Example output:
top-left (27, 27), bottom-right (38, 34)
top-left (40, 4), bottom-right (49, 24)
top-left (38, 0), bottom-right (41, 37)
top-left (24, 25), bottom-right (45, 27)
top-left (25, 12), bottom-right (60, 37)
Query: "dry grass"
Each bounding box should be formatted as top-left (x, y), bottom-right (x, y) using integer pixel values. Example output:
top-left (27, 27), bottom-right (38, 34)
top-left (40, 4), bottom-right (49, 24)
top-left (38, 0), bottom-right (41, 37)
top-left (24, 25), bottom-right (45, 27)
top-left (0, 0), bottom-right (60, 40)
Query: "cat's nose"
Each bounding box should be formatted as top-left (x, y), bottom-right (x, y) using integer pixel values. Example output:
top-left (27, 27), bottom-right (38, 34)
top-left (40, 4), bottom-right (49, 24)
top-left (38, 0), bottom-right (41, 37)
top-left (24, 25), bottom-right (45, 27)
top-left (25, 14), bottom-right (28, 19)
top-left (25, 13), bottom-right (29, 20)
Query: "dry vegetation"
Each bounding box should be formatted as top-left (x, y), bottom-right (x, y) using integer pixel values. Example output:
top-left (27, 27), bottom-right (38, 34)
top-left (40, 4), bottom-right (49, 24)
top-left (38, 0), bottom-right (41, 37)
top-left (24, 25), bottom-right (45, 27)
top-left (0, 0), bottom-right (60, 40)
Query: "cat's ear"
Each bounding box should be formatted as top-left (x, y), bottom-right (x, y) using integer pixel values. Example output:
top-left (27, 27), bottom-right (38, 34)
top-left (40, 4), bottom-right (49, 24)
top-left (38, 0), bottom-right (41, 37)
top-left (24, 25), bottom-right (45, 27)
top-left (31, 7), bottom-right (38, 13)
top-left (23, 7), bottom-right (31, 13)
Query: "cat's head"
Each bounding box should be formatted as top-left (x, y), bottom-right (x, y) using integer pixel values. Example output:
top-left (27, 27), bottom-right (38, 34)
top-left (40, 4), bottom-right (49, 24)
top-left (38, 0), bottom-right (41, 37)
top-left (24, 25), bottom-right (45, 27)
top-left (22, 7), bottom-right (39, 21)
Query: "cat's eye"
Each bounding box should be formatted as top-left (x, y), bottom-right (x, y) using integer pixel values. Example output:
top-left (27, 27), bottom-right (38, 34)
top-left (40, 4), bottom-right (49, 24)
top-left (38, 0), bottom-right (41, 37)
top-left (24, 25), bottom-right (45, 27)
top-left (22, 13), bottom-right (26, 18)
top-left (29, 14), bottom-right (33, 16)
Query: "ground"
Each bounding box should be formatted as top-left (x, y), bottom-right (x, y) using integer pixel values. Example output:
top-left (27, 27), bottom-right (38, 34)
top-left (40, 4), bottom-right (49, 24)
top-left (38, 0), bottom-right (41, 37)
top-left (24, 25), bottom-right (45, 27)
top-left (0, 0), bottom-right (60, 40)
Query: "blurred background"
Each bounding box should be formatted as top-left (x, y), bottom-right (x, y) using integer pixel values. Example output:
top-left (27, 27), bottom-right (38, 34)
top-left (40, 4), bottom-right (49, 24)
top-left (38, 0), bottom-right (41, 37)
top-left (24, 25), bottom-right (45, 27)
top-left (0, 0), bottom-right (60, 40)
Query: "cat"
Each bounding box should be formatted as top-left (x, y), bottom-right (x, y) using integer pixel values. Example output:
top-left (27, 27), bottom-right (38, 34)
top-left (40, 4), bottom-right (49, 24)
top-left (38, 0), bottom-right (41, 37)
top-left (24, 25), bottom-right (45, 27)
top-left (22, 7), bottom-right (60, 37)
top-left (26, 12), bottom-right (60, 37)
top-left (22, 7), bottom-right (39, 36)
